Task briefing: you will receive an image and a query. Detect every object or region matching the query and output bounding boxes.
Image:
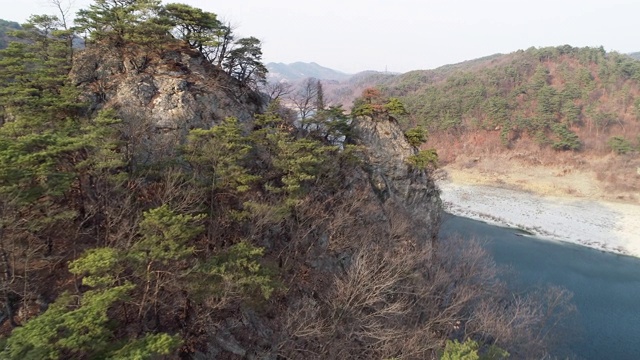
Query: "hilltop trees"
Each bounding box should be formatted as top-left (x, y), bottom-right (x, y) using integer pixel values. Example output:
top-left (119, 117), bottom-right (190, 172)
top-left (352, 87), bottom-right (407, 119)
top-left (162, 3), bottom-right (235, 69)
top-left (75, 0), bottom-right (167, 47)
top-left (223, 36), bottom-right (267, 87)
top-left (74, 0), bottom-right (266, 87)
top-left (163, 3), bottom-right (222, 54)
top-left (286, 78), bottom-right (354, 142)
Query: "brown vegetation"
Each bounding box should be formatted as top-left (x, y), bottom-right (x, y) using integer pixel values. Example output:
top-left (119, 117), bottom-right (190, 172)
top-left (273, 186), bottom-right (575, 359)
top-left (432, 130), bottom-right (640, 202)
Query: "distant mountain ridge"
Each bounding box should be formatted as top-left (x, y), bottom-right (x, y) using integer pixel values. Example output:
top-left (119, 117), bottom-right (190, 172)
top-left (266, 61), bottom-right (352, 82)
top-left (629, 52), bottom-right (640, 60)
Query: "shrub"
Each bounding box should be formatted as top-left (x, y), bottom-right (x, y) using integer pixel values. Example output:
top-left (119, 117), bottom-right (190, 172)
top-left (384, 97), bottom-right (408, 116)
top-left (551, 124), bottom-right (581, 151)
top-left (404, 126), bottom-right (428, 147)
top-left (406, 149), bottom-right (438, 170)
top-left (607, 136), bottom-right (633, 154)
top-left (440, 339), bottom-right (509, 360)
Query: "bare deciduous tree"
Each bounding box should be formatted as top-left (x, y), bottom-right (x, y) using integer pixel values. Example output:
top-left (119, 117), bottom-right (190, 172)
top-left (262, 81), bottom-right (293, 102)
top-left (291, 78), bottom-right (320, 122)
top-left (276, 186), bottom-right (576, 359)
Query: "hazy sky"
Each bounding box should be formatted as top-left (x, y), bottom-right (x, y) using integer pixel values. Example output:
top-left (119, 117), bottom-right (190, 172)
top-left (1, 0), bottom-right (638, 73)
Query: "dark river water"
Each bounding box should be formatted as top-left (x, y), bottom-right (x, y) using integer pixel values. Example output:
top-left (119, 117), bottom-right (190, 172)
top-left (439, 214), bottom-right (640, 360)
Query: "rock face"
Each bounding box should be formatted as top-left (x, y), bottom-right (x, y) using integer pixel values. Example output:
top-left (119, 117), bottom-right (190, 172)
top-left (351, 115), bottom-right (442, 240)
top-left (69, 41), bottom-right (442, 238)
top-left (70, 44), bottom-right (263, 161)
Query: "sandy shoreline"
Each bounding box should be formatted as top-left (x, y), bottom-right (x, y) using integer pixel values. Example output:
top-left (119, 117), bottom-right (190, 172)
top-left (437, 179), bottom-right (640, 257)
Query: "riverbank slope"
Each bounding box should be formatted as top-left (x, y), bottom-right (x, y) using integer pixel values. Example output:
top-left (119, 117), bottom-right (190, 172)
top-left (438, 162), bottom-right (640, 257)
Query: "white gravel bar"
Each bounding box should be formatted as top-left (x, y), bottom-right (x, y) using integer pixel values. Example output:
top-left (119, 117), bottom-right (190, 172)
top-left (438, 181), bottom-right (640, 257)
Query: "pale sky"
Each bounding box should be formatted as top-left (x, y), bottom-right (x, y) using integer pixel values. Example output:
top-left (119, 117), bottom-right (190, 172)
top-left (1, 0), bottom-right (638, 73)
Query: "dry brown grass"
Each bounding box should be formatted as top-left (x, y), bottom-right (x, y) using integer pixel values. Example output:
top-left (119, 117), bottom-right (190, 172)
top-left (429, 130), bottom-right (640, 203)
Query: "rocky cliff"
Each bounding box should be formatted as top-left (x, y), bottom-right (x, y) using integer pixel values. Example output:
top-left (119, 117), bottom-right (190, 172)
top-left (351, 115), bottom-right (442, 240)
top-left (68, 43), bottom-right (442, 240)
top-left (70, 44), bottom-right (263, 161)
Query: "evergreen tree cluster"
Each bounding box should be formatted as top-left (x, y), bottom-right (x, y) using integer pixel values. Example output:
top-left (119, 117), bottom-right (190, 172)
top-left (74, 0), bottom-right (266, 86)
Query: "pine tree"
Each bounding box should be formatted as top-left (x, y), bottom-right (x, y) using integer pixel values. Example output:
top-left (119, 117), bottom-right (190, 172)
top-left (0, 15), bottom-right (83, 271)
top-left (0, 284), bottom-right (180, 360)
top-left (74, 0), bottom-right (167, 47)
top-left (183, 117), bottom-right (258, 194)
top-left (163, 3), bottom-right (223, 54)
top-left (0, 14), bottom-right (127, 325)
top-left (224, 37), bottom-right (267, 87)
top-left (251, 112), bottom-right (336, 201)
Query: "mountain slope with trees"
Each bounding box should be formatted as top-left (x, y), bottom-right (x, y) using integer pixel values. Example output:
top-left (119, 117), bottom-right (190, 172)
top-left (0, 19), bottom-right (21, 49)
top-left (0, 1), bottom-right (576, 359)
top-left (370, 46), bottom-right (640, 201)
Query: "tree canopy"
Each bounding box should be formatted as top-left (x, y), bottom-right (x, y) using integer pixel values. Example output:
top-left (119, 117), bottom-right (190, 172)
top-left (73, 0), bottom-right (266, 86)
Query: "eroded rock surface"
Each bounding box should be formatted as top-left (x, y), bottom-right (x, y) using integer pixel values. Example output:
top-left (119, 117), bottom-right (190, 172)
top-left (71, 45), bottom-right (263, 161)
top-left (351, 115), bottom-right (442, 240)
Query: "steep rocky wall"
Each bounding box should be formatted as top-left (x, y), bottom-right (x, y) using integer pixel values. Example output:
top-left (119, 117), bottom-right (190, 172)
top-left (351, 115), bottom-right (442, 241)
top-left (70, 44), bottom-right (263, 161)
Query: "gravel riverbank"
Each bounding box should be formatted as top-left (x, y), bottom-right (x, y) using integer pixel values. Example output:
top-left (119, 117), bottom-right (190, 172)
top-left (438, 180), bottom-right (640, 257)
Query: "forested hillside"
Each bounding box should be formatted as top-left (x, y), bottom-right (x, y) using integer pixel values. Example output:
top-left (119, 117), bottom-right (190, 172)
top-left (389, 46), bottom-right (640, 150)
top-left (0, 19), bottom-right (21, 49)
top-left (0, 1), bottom-right (575, 359)
top-left (371, 46), bottom-right (640, 199)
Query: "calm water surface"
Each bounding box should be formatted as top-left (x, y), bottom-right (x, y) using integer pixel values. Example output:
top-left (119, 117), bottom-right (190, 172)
top-left (440, 214), bottom-right (640, 360)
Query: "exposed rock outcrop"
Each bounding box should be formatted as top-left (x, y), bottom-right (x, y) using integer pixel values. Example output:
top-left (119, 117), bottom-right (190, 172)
top-left (351, 115), bottom-right (442, 241)
top-left (70, 44), bottom-right (263, 161)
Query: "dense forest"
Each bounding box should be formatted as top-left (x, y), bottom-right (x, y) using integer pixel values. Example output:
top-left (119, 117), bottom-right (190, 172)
top-left (0, 1), bottom-right (576, 359)
top-left (384, 46), bottom-right (640, 153)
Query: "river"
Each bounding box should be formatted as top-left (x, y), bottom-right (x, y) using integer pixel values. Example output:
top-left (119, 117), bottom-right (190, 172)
top-left (439, 213), bottom-right (640, 360)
